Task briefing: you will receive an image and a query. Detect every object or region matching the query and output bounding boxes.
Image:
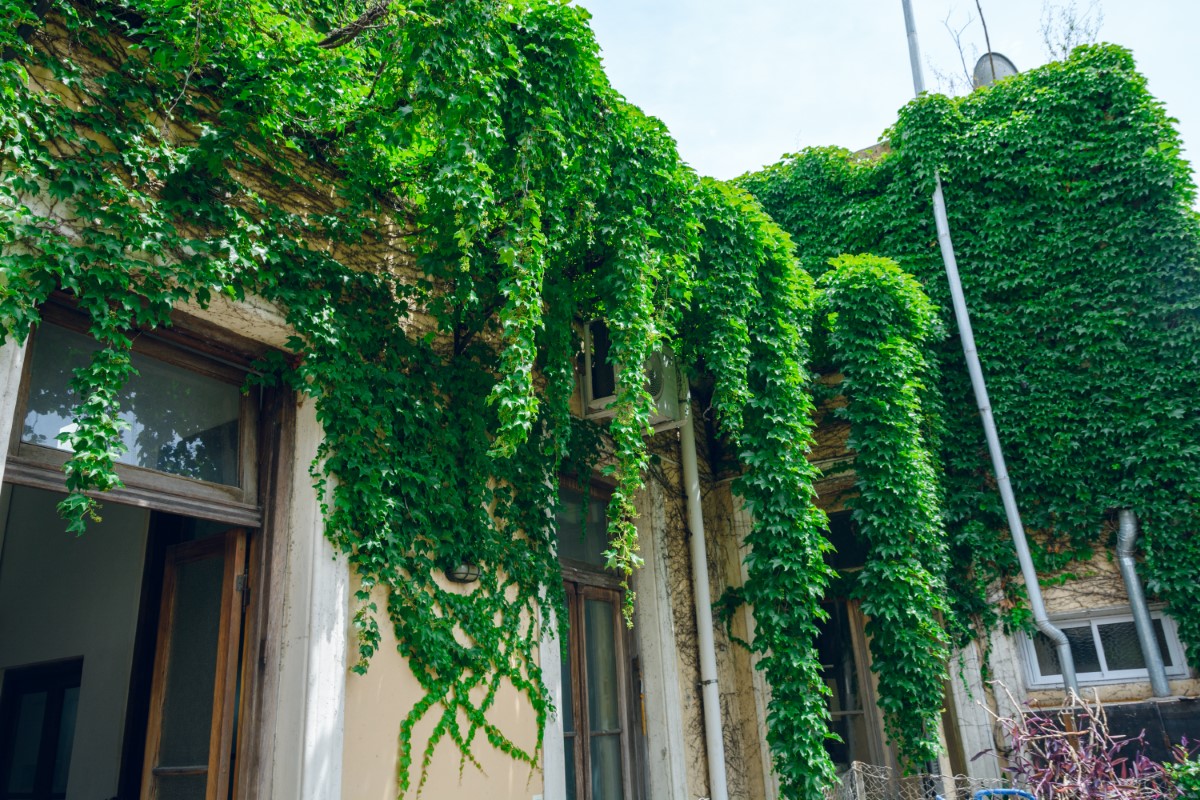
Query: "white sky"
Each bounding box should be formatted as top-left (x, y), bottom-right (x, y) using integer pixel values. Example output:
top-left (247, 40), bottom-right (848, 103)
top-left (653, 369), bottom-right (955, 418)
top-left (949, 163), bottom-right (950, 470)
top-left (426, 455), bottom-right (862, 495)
top-left (574, 0), bottom-right (1199, 183)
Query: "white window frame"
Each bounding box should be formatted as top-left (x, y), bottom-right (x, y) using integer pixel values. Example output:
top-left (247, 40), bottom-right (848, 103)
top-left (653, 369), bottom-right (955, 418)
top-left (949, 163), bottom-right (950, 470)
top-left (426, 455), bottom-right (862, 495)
top-left (1021, 607), bottom-right (1191, 688)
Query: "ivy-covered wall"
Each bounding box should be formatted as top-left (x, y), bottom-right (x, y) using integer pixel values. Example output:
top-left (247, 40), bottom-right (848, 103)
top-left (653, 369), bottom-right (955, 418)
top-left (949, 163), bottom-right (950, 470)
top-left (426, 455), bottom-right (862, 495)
top-left (0, 0), bottom-right (840, 796)
top-left (8, 0), bottom-right (1194, 792)
top-left (741, 45), bottom-right (1200, 664)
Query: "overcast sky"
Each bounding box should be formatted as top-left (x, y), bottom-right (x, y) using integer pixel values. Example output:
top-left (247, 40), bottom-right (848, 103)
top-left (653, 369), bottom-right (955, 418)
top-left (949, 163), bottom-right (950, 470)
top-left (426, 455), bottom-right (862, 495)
top-left (573, 0), bottom-right (1199, 183)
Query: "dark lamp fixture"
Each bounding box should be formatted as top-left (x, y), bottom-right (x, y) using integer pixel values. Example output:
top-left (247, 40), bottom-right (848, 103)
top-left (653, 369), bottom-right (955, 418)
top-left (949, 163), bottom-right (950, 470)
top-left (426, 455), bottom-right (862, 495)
top-left (445, 561), bottom-right (481, 584)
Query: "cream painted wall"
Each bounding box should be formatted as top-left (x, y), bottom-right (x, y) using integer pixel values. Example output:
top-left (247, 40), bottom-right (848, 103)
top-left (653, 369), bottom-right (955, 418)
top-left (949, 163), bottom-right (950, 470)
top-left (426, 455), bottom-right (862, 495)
top-left (0, 484), bottom-right (150, 800)
top-left (341, 584), bottom-right (542, 800)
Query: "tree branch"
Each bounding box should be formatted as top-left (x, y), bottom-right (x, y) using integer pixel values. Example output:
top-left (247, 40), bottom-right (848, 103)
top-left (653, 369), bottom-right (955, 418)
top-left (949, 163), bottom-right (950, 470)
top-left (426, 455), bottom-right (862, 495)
top-left (318, 0), bottom-right (393, 49)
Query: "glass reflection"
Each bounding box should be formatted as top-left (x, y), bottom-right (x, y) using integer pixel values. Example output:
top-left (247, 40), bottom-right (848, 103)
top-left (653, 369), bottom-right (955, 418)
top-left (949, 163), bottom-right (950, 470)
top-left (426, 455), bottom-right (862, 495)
top-left (590, 735), bottom-right (624, 800)
top-left (22, 324), bottom-right (241, 485)
top-left (585, 599), bottom-right (620, 732)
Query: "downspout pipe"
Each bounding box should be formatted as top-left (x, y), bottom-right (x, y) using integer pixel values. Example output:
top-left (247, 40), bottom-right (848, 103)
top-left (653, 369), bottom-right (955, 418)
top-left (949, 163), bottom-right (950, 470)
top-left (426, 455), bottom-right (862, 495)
top-left (679, 398), bottom-right (730, 800)
top-left (1115, 509), bottom-right (1171, 697)
top-left (900, 0), bottom-right (1079, 696)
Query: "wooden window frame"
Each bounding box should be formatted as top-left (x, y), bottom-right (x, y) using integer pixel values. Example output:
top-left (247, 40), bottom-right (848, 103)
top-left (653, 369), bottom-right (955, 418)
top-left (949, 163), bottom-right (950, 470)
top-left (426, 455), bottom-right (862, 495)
top-left (561, 582), bottom-right (638, 800)
top-left (1, 297), bottom-right (297, 799)
top-left (557, 476), bottom-right (642, 800)
top-left (5, 301), bottom-right (261, 527)
top-left (817, 599), bottom-right (889, 770)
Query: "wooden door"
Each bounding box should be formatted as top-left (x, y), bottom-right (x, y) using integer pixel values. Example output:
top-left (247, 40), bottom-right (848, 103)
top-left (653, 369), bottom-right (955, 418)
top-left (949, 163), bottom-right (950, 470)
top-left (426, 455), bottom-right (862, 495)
top-left (562, 582), bottom-right (636, 800)
top-left (139, 529), bottom-right (246, 800)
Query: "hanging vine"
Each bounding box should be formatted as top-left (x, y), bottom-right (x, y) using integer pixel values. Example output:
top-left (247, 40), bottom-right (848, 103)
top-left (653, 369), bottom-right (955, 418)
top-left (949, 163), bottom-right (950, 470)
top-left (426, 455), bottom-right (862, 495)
top-left (686, 178), bottom-right (837, 798)
top-left (0, 0), bottom-right (841, 797)
top-left (816, 254), bottom-right (949, 768)
top-left (742, 45), bottom-right (1200, 661)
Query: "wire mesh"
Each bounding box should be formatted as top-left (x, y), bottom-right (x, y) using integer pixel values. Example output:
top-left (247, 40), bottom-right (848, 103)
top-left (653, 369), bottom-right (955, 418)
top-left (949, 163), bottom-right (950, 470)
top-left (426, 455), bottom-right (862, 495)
top-left (824, 762), bottom-right (1013, 800)
top-left (822, 761), bottom-right (1175, 800)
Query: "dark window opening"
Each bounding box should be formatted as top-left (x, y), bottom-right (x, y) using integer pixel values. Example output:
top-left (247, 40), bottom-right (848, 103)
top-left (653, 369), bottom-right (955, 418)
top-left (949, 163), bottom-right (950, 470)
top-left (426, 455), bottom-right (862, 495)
top-left (0, 659), bottom-right (83, 800)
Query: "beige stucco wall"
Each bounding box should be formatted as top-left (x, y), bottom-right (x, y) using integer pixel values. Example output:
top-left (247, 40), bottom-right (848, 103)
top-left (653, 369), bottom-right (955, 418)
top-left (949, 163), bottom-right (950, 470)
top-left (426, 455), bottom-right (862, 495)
top-left (341, 584), bottom-right (542, 800)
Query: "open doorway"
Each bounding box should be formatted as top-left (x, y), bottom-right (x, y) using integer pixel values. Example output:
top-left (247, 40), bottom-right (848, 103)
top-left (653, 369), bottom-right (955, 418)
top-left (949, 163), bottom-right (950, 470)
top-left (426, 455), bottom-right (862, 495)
top-left (0, 485), bottom-right (254, 800)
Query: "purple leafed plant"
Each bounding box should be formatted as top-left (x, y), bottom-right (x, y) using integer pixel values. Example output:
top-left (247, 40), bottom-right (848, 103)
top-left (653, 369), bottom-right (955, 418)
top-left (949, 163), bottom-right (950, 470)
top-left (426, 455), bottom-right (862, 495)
top-left (993, 690), bottom-right (1188, 798)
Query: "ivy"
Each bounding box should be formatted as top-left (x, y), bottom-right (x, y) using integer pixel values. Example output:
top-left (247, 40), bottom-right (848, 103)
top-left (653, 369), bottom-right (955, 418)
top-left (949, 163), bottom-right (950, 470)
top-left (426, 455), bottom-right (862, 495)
top-left (817, 254), bottom-right (948, 768)
top-left (742, 46), bottom-right (1200, 663)
top-left (687, 178), bottom-right (836, 797)
top-left (0, 1), bottom-right (841, 797)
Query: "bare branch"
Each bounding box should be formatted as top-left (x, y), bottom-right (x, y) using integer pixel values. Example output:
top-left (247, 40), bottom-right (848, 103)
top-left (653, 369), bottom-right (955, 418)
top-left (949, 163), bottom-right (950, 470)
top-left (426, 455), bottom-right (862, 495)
top-left (318, 0), bottom-right (392, 49)
top-left (932, 11), bottom-right (975, 95)
top-left (1040, 0), bottom-right (1104, 60)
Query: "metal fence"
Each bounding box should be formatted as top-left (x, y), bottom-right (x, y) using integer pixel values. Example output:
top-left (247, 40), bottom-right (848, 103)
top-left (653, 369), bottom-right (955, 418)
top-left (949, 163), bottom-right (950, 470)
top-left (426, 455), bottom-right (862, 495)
top-left (825, 763), bottom-right (1014, 800)
top-left (823, 761), bottom-right (1177, 800)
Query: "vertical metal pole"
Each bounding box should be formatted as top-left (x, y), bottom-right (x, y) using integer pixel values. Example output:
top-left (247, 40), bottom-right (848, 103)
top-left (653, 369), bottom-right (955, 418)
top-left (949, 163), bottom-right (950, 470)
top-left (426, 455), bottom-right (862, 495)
top-left (1116, 510), bottom-right (1171, 697)
top-left (901, 0), bottom-right (927, 95)
top-left (899, 0), bottom-right (1079, 695)
top-left (680, 399), bottom-right (729, 800)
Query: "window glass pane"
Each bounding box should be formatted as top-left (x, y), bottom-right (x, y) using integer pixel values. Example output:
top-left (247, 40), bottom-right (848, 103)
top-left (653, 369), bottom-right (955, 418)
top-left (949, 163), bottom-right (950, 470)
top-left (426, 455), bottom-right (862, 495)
top-left (589, 734), bottom-right (625, 800)
top-left (1154, 619), bottom-right (1174, 668)
top-left (564, 735), bottom-right (577, 800)
top-left (157, 553), bottom-right (224, 768)
top-left (155, 774), bottom-right (208, 800)
top-left (824, 512), bottom-right (868, 571)
top-left (22, 324), bottom-right (241, 486)
top-left (1099, 621), bottom-right (1147, 671)
top-left (557, 488), bottom-right (609, 568)
top-left (6, 691), bottom-right (46, 793)
top-left (1097, 619), bottom-right (1176, 671)
top-left (51, 686), bottom-right (79, 794)
top-left (1034, 625), bottom-right (1101, 675)
top-left (589, 321), bottom-right (616, 400)
top-left (584, 599), bottom-right (621, 732)
top-left (826, 712), bottom-right (871, 772)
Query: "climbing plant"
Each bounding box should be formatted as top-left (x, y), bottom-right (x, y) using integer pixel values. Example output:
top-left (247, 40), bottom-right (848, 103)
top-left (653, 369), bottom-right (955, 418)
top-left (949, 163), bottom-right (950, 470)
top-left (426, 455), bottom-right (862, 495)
top-left (742, 45), bottom-right (1200, 662)
top-left (817, 254), bottom-right (948, 768)
top-left (0, 0), bottom-right (841, 796)
top-left (686, 178), bottom-right (837, 797)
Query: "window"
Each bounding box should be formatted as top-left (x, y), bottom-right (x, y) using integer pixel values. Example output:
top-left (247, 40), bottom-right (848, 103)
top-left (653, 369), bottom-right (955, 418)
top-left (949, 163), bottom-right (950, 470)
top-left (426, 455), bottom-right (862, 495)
top-left (2, 301), bottom-right (277, 799)
top-left (556, 483), bottom-right (642, 800)
top-left (1024, 610), bottom-right (1191, 687)
top-left (816, 512), bottom-right (890, 771)
top-left (817, 600), bottom-right (881, 771)
top-left (7, 303), bottom-right (260, 527)
top-left (0, 660), bottom-right (82, 800)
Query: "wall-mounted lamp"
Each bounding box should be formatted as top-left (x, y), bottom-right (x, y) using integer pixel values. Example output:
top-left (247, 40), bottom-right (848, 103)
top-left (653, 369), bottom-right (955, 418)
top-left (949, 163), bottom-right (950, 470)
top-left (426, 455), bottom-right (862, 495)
top-left (444, 561), bottom-right (481, 584)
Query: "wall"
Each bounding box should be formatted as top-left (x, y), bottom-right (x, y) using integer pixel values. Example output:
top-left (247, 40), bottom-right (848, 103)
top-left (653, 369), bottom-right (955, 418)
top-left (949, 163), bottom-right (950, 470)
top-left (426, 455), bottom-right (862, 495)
top-left (1006, 549), bottom-right (1200, 707)
top-left (0, 484), bottom-right (150, 800)
top-left (644, 427), bottom-right (711, 798)
top-left (341, 583), bottom-right (542, 800)
top-left (707, 482), bottom-right (775, 800)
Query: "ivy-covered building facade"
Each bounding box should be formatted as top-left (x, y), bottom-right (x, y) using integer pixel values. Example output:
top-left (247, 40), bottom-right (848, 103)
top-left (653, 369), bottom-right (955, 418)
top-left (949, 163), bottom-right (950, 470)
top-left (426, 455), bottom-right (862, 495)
top-left (1, 1), bottom-right (1198, 799)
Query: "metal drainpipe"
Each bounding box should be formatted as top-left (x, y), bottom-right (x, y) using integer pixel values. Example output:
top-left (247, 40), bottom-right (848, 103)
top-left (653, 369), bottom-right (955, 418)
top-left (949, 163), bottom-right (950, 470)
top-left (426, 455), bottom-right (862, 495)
top-left (1115, 509), bottom-right (1171, 697)
top-left (900, 0), bottom-right (1079, 695)
top-left (679, 398), bottom-right (730, 800)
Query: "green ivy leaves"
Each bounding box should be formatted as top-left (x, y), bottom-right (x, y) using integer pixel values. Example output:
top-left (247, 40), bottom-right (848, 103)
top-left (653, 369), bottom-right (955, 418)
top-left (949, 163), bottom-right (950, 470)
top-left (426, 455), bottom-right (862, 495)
top-left (745, 45), bottom-right (1200, 667)
top-left (818, 254), bottom-right (949, 769)
top-left (0, 1), bottom-right (839, 796)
